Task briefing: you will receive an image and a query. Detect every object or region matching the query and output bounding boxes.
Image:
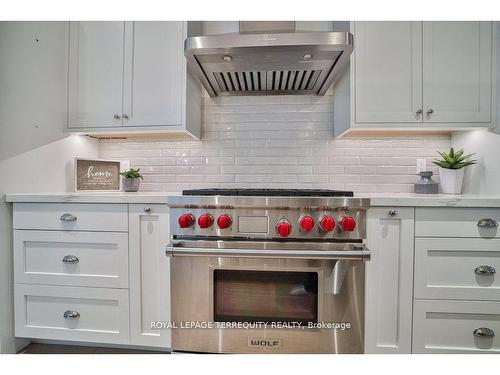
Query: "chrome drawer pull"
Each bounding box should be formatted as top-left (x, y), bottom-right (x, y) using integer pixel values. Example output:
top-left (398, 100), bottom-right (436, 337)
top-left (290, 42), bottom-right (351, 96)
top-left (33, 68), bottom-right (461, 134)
top-left (60, 213), bottom-right (77, 222)
top-left (63, 310), bottom-right (80, 320)
top-left (475, 265), bottom-right (496, 275)
top-left (473, 327), bottom-right (495, 338)
top-left (62, 255), bottom-right (79, 264)
top-left (477, 218), bottom-right (498, 228)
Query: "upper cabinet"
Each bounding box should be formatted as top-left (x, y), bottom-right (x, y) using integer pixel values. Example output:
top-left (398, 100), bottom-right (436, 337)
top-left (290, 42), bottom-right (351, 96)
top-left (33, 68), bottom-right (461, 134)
top-left (422, 22), bottom-right (492, 123)
top-left (67, 21), bottom-right (201, 138)
top-left (68, 22), bottom-right (125, 128)
top-left (354, 22), bottom-right (423, 124)
top-left (334, 21), bottom-right (496, 136)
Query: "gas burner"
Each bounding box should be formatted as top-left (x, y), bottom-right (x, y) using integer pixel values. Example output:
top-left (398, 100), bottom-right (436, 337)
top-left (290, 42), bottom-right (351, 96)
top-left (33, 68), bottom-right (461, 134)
top-left (182, 188), bottom-right (354, 197)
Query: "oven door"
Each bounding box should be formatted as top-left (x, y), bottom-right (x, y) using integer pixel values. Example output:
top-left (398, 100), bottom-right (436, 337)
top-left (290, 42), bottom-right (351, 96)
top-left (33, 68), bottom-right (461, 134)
top-left (166, 240), bottom-right (369, 354)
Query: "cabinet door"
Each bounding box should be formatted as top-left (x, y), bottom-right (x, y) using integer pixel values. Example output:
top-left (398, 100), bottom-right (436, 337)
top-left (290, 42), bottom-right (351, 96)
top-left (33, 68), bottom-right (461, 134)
top-left (122, 22), bottom-right (184, 127)
top-left (354, 22), bottom-right (423, 123)
top-left (365, 207), bottom-right (415, 353)
top-left (129, 204), bottom-right (171, 348)
top-left (423, 22), bottom-right (492, 123)
top-left (68, 21), bottom-right (125, 128)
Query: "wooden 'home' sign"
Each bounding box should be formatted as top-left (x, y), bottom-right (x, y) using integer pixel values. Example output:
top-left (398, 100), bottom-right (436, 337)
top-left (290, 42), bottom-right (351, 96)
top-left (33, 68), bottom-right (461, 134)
top-left (74, 158), bottom-right (122, 192)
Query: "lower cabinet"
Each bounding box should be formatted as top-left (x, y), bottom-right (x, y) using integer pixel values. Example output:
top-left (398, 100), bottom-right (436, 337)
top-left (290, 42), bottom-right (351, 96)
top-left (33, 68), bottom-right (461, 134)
top-left (414, 237), bottom-right (500, 300)
top-left (413, 207), bottom-right (500, 354)
top-left (15, 284), bottom-right (130, 345)
top-left (129, 204), bottom-right (171, 348)
top-left (365, 207), bottom-right (415, 353)
top-left (12, 202), bottom-right (171, 350)
top-left (13, 230), bottom-right (129, 289)
top-left (413, 300), bottom-right (500, 353)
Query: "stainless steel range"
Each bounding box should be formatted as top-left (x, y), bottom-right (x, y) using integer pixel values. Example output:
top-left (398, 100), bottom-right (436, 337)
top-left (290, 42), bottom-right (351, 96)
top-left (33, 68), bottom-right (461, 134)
top-left (166, 189), bottom-right (370, 354)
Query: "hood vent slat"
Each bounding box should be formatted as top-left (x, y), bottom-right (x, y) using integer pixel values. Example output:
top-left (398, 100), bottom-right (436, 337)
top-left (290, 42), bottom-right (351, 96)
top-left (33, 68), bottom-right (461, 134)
top-left (212, 69), bottom-right (325, 94)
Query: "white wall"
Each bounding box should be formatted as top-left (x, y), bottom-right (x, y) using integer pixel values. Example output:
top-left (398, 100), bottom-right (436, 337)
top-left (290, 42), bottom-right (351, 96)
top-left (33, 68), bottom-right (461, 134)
top-left (0, 22), bottom-right (98, 353)
top-left (452, 130), bottom-right (500, 194)
top-left (451, 22), bottom-right (500, 195)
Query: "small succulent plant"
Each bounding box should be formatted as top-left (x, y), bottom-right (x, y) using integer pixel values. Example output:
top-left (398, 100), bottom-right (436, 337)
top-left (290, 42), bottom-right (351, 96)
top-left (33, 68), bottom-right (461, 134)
top-left (432, 148), bottom-right (477, 170)
top-left (119, 168), bottom-right (144, 180)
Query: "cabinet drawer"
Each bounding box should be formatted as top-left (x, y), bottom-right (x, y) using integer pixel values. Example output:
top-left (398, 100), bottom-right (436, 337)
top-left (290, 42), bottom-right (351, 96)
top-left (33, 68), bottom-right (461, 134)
top-left (13, 203), bottom-right (128, 232)
top-left (416, 208), bottom-right (500, 238)
top-left (14, 284), bottom-right (129, 345)
top-left (14, 230), bottom-right (129, 288)
top-left (413, 300), bottom-right (500, 353)
top-left (415, 238), bottom-right (500, 300)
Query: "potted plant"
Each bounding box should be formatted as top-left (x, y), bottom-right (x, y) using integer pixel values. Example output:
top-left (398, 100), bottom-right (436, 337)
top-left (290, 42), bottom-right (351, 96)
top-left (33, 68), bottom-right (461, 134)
top-left (432, 148), bottom-right (477, 194)
top-left (120, 168), bottom-right (144, 192)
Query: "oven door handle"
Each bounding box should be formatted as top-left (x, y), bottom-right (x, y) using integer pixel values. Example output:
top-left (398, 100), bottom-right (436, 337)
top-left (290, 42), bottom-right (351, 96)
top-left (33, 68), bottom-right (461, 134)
top-left (166, 242), bottom-right (370, 260)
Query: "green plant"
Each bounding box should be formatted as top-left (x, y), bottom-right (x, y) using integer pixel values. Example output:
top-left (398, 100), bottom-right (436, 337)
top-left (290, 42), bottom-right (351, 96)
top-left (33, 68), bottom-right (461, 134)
top-left (432, 148), bottom-right (477, 170)
top-left (119, 168), bottom-right (144, 180)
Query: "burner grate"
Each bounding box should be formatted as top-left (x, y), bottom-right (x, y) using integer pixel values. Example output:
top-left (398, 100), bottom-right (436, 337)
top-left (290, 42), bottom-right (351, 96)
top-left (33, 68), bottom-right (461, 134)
top-left (182, 188), bottom-right (354, 197)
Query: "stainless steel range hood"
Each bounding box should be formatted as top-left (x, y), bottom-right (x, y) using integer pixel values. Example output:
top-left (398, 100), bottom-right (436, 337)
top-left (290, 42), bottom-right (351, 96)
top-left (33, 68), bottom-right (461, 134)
top-left (185, 22), bottom-right (353, 97)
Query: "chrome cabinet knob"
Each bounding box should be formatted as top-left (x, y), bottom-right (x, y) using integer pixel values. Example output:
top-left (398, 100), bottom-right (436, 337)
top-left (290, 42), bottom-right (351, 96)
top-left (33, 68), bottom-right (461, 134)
top-left (477, 218), bottom-right (498, 228)
top-left (62, 255), bottom-right (79, 264)
top-left (113, 114), bottom-right (120, 119)
top-left (473, 327), bottom-right (495, 338)
top-left (388, 209), bottom-right (398, 217)
top-left (63, 310), bottom-right (80, 320)
top-left (426, 109), bottom-right (434, 114)
top-left (144, 207), bottom-right (152, 214)
top-left (475, 265), bottom-right (496, 275)
top-left (60, 213), bottom-right (77, 222)
top-left (416, 109), bottom-right (423, 115)
top-left (122, 114), bottom-right (129, 119)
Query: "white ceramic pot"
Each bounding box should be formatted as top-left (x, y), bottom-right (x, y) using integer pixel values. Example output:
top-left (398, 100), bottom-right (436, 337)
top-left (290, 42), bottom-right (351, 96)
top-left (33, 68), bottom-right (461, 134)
top-left (439, 167), bottom-right (465, 194)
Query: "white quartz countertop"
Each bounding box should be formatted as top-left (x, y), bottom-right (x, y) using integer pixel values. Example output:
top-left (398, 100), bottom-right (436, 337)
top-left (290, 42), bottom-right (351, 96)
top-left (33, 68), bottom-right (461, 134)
top-left (358, 193), bottom-right (500, 208)
top-left (4, 192), bottom-right (180, 204)
top-left (5, 192), bottom-right (500, 207)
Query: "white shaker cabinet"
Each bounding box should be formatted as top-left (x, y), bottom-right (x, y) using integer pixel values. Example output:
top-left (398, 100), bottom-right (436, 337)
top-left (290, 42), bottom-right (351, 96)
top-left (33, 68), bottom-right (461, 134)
top-left (122, 22), bottom-right (184, 127)
top-left (335, 21), bottom-right (496, 136)
top-left (413, 207), bottom-right (500, 353)
top-left (129, 204), bottom-right (171, 348)
top-left (423, 22), bottom-right (492, 123)
top-left (12, 202), bottom-right (172, 350)
top-left (67, 22), bottom-right (125, 128)
top-left (67, 21), bottom-right (201, 138)
top-left (364, 207), bottom-right (415, 353)
top-left (354, 22), bottom-right (423, 124)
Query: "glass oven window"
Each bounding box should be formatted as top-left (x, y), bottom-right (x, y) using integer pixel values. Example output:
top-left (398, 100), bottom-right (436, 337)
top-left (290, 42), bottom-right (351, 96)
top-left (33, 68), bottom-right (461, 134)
top-left (213, 270), bottom-right (318, 324)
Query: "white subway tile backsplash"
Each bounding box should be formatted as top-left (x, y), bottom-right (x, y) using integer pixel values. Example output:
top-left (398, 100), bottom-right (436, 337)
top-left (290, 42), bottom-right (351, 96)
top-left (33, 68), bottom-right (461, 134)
top-left (250, 166), bottom-right (313, 174)
top-left (99, 94), bottom-right (451, 193)
top-left (235, 175), bottom-right (267, 183)
top-left (190, 166), bottom-right (220, 174)
top-left (162, 166), bottom-right (191, 174)
top-left (205, 175), bottom-right (235, 183)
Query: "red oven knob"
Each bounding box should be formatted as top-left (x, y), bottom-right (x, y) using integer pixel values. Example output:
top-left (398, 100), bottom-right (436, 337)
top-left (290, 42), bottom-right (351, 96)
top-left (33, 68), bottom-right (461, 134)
top-left (178, 213), bottom-right (195, 228)
top-left (319, 216), bottom-right (336, 232)
top-left (197, 213), bottom-right (214, 229)
top-left (340, 216), bottom-right (356, 232)
top-left (275, 219), bottom-right (292, 238)
top-left (217, 214), bottom-right (233, 229)
top-left (299, 215), bottom-right (315, 232)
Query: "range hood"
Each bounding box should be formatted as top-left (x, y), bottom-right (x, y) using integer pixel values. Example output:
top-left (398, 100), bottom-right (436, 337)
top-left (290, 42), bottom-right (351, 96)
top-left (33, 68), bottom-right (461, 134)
top-left (185, 22), bottom-right (353, 97)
